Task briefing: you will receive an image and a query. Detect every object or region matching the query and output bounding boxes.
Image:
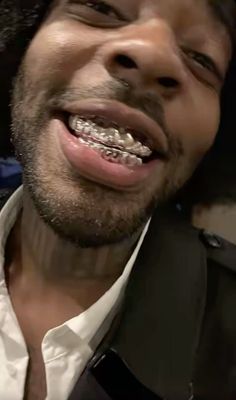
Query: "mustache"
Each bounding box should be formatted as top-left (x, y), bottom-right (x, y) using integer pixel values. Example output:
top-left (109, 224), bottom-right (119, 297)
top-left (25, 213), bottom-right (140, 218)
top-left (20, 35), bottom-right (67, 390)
top-left (48, 79), bottom-right (171, 141)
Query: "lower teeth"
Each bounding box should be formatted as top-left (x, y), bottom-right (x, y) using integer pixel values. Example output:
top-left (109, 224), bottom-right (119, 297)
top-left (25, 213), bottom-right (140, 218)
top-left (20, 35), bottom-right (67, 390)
top-left (78, 137), bottom-right (142, 167)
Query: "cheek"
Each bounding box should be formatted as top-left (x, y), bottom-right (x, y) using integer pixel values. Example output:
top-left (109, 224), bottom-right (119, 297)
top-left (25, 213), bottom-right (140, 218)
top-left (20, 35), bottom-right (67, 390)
top-left (23, 21), bottom-right (102, 88)
top-left (167, 92), bottom-right (220, 162)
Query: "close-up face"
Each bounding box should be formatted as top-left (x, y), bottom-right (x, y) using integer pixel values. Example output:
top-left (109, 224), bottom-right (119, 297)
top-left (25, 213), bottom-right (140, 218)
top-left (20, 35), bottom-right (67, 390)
top-left (12, 0), bottom-right (232, 246)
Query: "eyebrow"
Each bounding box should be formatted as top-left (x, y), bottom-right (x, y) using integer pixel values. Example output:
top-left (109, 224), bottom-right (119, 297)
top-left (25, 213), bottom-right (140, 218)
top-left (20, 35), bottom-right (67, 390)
top-left (208, 0), bottom-right (236, 46)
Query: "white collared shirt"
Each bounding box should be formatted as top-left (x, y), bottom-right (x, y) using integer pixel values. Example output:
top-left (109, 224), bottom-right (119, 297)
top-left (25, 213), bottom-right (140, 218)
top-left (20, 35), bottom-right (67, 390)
top-left (0, 188), bottom-right (150, 400)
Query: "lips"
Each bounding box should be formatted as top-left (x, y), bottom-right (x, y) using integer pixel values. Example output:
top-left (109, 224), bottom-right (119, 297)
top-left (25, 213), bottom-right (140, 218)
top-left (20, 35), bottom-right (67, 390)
top-left (53, 99), bottom-right (168, 190)
top-left (67, 115), bottom-right (154, 167)
top-left (58, 99), bottom-right (169, 159)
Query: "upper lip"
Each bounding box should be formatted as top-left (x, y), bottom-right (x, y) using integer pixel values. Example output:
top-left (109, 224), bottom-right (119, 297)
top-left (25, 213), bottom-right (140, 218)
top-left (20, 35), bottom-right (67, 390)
top-left (57, 99), bottom-right (169, 157)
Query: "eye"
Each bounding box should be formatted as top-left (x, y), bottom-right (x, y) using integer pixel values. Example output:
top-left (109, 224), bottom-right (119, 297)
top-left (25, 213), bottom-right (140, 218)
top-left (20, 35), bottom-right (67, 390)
top-left (69, 0), bottom-right (125, 21)
top-left (182, 47), bottom-right (223, 82)
top-left (82, 0), bottom-right (118, 17)
top-left (187, 50), bottom-right (215, 71)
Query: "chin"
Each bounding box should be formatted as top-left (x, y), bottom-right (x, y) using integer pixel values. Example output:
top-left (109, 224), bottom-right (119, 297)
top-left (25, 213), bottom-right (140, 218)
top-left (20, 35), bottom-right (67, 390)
top-left (24, 169), bottom-right (157, 247)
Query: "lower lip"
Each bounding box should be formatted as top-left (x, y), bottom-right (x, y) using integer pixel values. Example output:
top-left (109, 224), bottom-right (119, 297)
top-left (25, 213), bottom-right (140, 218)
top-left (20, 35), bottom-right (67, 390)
top-left (55, 119), bottom-right (160, 190)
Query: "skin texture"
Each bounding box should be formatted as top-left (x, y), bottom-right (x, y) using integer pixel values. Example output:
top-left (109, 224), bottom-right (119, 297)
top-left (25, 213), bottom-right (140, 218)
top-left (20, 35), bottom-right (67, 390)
top-left (12, 0), bottom-right (231, 247)
top-left (5, 1), bottom-right (233, 399)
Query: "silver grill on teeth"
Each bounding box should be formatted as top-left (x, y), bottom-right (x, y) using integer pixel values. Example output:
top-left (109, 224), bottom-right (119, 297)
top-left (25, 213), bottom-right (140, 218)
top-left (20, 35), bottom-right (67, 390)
top-left (78, 137), bottom-right (142, 167)
top-left (68, 115), bottom-right (152, 159)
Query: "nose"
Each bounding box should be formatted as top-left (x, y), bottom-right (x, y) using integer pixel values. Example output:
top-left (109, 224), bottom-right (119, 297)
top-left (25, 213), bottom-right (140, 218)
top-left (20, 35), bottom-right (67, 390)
top-left (102, 20), bottom-right (185, 95)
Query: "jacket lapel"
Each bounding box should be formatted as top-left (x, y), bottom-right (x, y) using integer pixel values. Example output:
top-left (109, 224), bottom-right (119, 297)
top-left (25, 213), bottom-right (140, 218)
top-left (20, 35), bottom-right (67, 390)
top-left (109, 207), bottom-right (207, 399)
top-left (69, 206), bottom-right (207, 400)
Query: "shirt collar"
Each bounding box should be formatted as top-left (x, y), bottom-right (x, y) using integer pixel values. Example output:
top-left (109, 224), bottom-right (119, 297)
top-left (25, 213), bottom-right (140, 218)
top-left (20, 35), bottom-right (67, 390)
top-left (0, 186), bottom-right (150, 346)
top-left (0, 186), bottom-right (23, 281)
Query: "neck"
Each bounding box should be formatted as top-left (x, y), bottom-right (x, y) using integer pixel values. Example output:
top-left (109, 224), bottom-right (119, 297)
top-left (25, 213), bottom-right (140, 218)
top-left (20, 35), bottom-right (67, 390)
top-left (6, 190), bottom-right (142, 312)
top-left (22, 190), bottom-right (140, 285)
top-left (192, 202), bottom-right (236, 245)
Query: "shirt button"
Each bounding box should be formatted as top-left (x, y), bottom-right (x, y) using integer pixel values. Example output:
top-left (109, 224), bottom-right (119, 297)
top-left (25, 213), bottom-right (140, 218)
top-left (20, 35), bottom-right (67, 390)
top-left (8, 364), bottom-right (17, 377)
top-left (199, 230), bottom-right (223, 249)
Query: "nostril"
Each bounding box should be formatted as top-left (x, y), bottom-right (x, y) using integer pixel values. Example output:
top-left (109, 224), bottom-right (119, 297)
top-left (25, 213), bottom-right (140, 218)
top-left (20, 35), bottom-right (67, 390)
top-left (114, 54), bottom-right (138, 69)
top-left (158, 77), bottom-right (179, 88)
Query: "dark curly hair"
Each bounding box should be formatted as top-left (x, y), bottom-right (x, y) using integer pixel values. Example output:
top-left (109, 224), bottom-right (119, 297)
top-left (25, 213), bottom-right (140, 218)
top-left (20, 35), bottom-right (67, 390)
top-left (0, 0), bottom-right (48, 156)
top-left (0, 0), bottom-right (236, 206)
top-left (179, 0), bottom-right (236, 206)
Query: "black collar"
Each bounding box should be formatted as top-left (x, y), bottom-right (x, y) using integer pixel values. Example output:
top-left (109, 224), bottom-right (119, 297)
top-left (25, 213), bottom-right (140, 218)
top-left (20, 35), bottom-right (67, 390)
top-left (108, 207), bottom-right (207, 399)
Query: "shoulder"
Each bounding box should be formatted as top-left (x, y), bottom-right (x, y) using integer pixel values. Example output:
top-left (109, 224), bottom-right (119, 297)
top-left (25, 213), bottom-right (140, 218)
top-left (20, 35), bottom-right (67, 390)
top-left (200, 229), bottom-right (236, 275)
top-left (150, 204), bottom-right (236, 277)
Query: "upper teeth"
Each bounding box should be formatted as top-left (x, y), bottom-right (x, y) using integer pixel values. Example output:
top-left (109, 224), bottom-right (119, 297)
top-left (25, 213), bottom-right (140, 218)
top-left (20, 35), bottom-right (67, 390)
top-left (69, 115), bottom-right (152, 158)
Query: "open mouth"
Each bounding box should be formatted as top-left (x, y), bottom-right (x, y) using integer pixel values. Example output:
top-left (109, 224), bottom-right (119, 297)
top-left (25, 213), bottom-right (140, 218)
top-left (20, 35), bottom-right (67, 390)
top-left (64, 113), bottom-right (166, 168)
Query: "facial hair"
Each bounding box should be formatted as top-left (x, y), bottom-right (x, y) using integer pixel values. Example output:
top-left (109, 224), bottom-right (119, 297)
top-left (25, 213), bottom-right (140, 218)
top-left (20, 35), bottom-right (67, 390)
top-left (11, 63), bottom-right (184, 248)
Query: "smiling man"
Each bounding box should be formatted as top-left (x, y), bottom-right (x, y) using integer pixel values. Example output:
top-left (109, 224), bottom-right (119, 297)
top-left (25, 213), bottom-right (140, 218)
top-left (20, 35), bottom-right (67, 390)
top-left (0, 0), bottom-right (236, 399)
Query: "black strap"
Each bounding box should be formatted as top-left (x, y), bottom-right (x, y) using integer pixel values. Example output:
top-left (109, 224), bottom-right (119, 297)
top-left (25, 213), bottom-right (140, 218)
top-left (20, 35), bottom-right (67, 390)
top-left (0, 188), bottom-right (14, 210)
top-left (200, 229), bottom-right (236, 274)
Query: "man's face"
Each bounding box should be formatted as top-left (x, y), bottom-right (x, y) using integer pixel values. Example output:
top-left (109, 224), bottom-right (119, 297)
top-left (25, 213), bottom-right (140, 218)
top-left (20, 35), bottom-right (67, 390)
top-left (12, 0), bottom-right (232, 246)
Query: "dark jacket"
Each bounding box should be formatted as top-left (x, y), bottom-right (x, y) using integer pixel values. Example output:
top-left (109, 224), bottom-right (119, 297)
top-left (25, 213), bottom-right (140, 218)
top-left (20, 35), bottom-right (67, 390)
top-left (2, 191), bottom-right (235, 400)
top-left (65, 206), bottom-right (236, 400)
top-left (1, 2), bottom-right (236, 399)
